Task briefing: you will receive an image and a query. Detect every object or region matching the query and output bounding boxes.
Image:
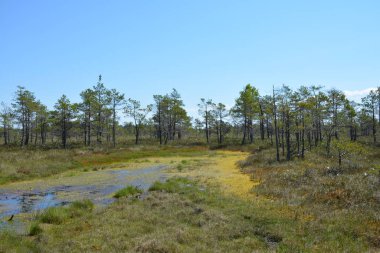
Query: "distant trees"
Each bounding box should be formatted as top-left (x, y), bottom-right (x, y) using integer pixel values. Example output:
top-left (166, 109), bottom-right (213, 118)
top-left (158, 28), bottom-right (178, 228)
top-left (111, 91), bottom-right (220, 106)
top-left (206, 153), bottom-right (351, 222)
top-left (80, 88), bottom-right (96, 146)
top-left (152, 89), bottom-right (189, 144)
top-left (53, 95), bottom-right (75, 148)
top-left (92, 75), bottom-right (112, 145)
top-left (78, 76), bottom-right (125, 147)
top-left (213, 103), bottom-right (229, 144)
top-left (32, 102), bottom-right (49, 145)
top-left (0, 102), bottom-right (14, 145)
top-left (110, 89), bottom-right (125, 147)
top-left (12, 86), bottom-right (38, 146)
top-left (231, 84), bottom-right (259, 144)
top-left (125, 99), bottom-right (152, 144)
top-left (198, 98), bottom-right (214, 144)
top-left (196, 100), bottom-right (230, 145)
top-left (0, 79), bottom-right (378, 156)
top-left (272, 86), bottom-right (280, 161)
top-left (362, 90), bottom-right (377, 143)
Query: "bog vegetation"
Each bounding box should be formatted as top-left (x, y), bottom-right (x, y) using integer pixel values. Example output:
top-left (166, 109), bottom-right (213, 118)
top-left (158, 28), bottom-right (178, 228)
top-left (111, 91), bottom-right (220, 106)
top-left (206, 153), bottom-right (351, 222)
top-left (0, 78), bottom-right (379, 252)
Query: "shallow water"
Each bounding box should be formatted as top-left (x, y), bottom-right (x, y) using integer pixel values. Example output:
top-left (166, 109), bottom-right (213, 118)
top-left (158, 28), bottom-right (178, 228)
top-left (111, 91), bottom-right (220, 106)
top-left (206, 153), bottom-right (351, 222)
top-left (0, 165), bottom-right (167, 231)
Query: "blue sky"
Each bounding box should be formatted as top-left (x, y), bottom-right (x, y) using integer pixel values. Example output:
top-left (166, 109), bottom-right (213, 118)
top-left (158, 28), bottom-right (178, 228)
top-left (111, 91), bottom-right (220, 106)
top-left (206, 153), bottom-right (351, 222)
top-left (1, 0), bottom-right (379, 119)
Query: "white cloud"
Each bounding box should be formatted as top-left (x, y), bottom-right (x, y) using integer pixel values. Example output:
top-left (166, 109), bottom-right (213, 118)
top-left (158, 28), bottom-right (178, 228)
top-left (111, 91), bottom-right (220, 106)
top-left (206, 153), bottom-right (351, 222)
top-left (344, 87), bottom-right (376, 102)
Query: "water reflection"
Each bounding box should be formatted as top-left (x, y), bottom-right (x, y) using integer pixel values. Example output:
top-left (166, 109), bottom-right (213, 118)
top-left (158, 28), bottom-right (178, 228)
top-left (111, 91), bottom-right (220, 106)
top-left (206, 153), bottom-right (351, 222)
top-left (0, 165), bottom-right (166, 223)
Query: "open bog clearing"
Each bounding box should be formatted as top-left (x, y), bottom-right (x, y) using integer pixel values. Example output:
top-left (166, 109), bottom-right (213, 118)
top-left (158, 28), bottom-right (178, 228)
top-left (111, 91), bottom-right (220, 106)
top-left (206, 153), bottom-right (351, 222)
top-left (0, 151), bottom-right (254, 231)
top-left (0, 150), bottom-right (252, 226)
top-left (0, 147), bottom-right (379, 253)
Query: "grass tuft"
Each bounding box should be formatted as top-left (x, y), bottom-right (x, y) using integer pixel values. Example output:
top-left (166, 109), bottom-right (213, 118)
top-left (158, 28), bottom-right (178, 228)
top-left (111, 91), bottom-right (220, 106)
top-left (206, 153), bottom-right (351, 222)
top-left (149, 177), bottom-right (193, 193)
top-left (114, 185), bottom-right (143, 198)
top-left (38, 206), bottom-right (68, 224)
top-left (28, 221), bottom-right (43, 236)
top-left (38, 199), bottom-right (94, 224)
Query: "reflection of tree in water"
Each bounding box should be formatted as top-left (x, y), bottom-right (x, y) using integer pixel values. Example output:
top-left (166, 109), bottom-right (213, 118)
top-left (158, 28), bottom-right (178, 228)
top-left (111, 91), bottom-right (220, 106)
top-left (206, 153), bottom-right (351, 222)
top-left (19, 193), bottom-right (36, 213)
top-left (18, 192), bottom-right (56, 213)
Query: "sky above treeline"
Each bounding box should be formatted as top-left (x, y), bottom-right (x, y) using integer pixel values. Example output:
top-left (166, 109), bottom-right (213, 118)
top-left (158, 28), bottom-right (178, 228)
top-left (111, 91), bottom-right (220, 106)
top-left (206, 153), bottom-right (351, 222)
top-left (0, 0), bottom-right (379, 119)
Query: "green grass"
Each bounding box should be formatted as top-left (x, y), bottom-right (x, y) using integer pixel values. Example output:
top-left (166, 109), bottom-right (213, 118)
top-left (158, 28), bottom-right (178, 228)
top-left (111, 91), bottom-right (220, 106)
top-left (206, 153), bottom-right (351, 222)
top-left (0, 230), bottom-right (39, 253)
top-left (37, 199), bottom-right (94, 224)
top-left (113, 185), bottom-right (143, 198)
top-left (149, 177), bottom-right (194, 193)
top-left (28, 221), bottom-right (43, 236)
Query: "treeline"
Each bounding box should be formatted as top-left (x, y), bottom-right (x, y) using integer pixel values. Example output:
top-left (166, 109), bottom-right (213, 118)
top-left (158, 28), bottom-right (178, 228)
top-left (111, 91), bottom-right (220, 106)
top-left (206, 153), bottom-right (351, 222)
top-left (1, 76), bottom-right (379, 161)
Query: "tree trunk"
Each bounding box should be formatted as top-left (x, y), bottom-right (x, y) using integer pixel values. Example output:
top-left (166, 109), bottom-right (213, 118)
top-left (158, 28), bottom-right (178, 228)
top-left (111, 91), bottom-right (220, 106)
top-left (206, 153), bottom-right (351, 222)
top-left (112, 103), bottom-right (116, 147)
top-left (273, 87), bottom-right (280, 162)
top-left (372, 105), bottom-right (376, 143)
top-left (301, 113), bottom-right (305, 158)
top-left (285, 111), bottom-right (291, 161)
top-left (135, 125), bottom-right (139, 144)
top-left (3, 122), bottom-right (7, 145)
top-left (259, 103), bottom-right (265, 140)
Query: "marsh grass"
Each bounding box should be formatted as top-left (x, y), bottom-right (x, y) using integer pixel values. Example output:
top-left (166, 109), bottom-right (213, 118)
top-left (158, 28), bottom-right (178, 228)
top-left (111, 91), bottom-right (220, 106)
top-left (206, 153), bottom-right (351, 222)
top-left (28, 221), bottom-right (42, 236)
top-left (149, 177), bottom-right (193, 193)
top-left (0, 148), bottom-right (80, 184)
top-left (37, 199), bottom-right (94, 224)
top-left (113, 185), bottom-right (143, 198)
